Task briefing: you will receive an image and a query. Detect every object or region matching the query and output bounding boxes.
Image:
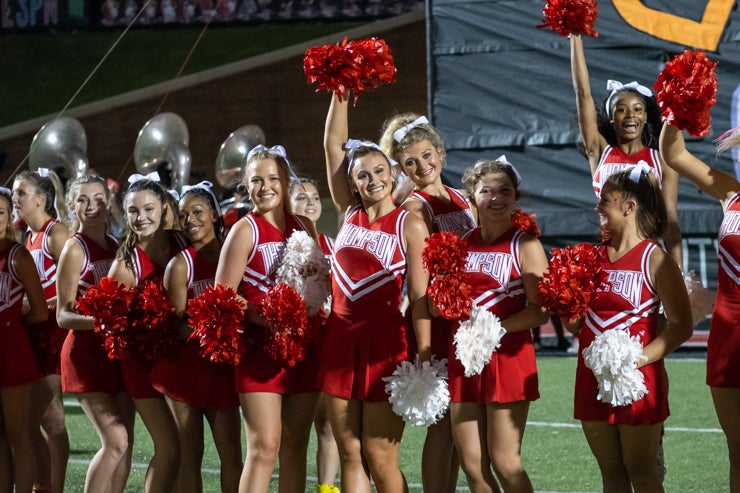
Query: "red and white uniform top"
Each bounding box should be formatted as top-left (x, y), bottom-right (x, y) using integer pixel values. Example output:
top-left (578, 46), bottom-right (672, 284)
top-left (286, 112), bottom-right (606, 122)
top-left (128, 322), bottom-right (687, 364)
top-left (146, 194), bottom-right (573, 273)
top-left (238, 212), bottom-right (310, 307)
top-left (331, 205), bottom-right (408, 315)
top-left (718, 191), bottom-right (740, 301)
top-left (582, 240), bottom-right (660, 340)
top-left (72, 233), bottom-right (119, 297)
top-left (462, 227), bottom-right (526, 314)
top-left (179, 246), bottom-right (216, 298)
top-left (318, 233), bottom-right (334, 257)
top-left (26, 218), bottom-right (61, 299)
top-left (408, 185), bottom-right (476, 234)
top-left (592, 145), bottom-right (662, 198)
top-left (131, 230), bottom-right (188, 285)
top-left (0, 243), bottom-right (26, 318)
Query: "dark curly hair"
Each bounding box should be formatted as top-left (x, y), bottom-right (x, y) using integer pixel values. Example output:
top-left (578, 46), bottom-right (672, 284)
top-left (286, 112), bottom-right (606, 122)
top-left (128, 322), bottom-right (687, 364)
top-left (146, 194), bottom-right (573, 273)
top-left (596, 88), bottom-right (662, 149)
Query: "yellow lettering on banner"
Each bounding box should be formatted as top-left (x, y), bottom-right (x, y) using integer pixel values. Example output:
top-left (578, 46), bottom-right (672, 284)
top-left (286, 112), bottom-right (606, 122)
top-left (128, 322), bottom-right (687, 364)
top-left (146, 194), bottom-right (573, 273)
top-left (612, 0), bottom-right (734, 51)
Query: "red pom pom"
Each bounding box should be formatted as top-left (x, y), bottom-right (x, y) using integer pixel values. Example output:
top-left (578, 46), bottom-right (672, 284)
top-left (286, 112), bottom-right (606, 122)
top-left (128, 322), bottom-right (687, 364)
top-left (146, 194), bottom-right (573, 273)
top-left (128, 279), bottom-right (178, 361)
top-left (304, 37), bottom-right (397, 104)
top-left (261, 283), bottom-right (312, 368)
top-left (187, 285), bottom-right (247, 365)
top-left (422, 232), bottom-right (473, 320)
top-left (537, 243), bottom-right (609, 321)
top-left (537, 0), bottom-right (599, 37)
top-left (511, 209), bottom-right (541, 237)
top-left (76, 277), bottom-right (135, 360)
top-left (654, 50), bottom-right (718, 138)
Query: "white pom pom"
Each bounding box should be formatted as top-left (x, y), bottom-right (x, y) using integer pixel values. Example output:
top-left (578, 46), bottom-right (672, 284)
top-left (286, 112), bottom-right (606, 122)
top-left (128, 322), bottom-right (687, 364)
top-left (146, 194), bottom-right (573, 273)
top-left (453, 305), bottom-right (506, 377)
top-left (383, 355), bottom-right (450, 426)
top-left (276, 231), bottom-right (332, 316)
top-left (582, 329), bottom-right (648, 406)
top-left (684, 270), bottom-right (716, 327)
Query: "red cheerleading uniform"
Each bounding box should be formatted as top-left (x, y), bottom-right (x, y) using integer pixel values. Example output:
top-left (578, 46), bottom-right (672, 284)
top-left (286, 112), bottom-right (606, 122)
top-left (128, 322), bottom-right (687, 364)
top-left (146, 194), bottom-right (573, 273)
top-left (406, 186), bottom-right (477, 360)
top-left (592, 145), bottom-right (663, 198)
top-left (318, 205), bottom-right (410, 402)
top-left (150, 246), bottom-right (238, 409)
top-left (318, 233), bottom-right (334, 257)
top-left (0, 242), bottom-right (41, 388)
top-left (448, 227), bottom-right (539, 405)
top-left (61, 233), bottom-right (124, 395)
top-left (121, 230), bottom-right (188, 399)
top-left (25, 218), bottom-right (67, 375)
top-left (707, 192), bottom-right (740, 387)
top-left (235, 212), bottom-right (319, 394)
top-left (575, 240), bottom-right (668, 424)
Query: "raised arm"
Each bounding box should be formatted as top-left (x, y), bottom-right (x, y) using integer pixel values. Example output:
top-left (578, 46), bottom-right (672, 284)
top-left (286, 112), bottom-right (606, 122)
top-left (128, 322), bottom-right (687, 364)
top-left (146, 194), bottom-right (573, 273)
top-left (324, 93), bottom-right (355, 214)
top-left (571, 34), bottom-right (606, 174)
top-left (660, 122), bottom-right (740, 207)
top-left (659, 157), bottom-right (683, 268)
top-left (56, 238), bottom-right (93, 330)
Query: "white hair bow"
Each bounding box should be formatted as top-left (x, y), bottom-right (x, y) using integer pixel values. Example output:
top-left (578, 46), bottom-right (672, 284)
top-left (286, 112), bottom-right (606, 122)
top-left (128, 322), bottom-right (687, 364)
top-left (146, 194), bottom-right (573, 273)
top-left (181, 180), bottom-right (222, 216)
top-left (605, 80), bottom-right (653, 116)
top-left (128, 171), bottom-right (161, 184)
top-left (393, 116), bottom-right (429, 143)
top-left (0, 186), bottom-right (11, 196)
top-left (475, 155), bottom-right (522, 185)
top-left (627, 161), bottom-right (653, 183)
top-left (344, 138), bottom-right (395, 173)
top-left (37, 167), bottom-right (51, 178)
top-left (246, 144), bottom-right (300, 183)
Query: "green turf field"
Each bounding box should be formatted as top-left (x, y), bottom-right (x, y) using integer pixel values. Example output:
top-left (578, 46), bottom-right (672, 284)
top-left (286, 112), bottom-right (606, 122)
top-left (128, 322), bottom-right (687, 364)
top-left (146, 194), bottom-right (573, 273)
top-left (62, 356), bottom-right (727, 492)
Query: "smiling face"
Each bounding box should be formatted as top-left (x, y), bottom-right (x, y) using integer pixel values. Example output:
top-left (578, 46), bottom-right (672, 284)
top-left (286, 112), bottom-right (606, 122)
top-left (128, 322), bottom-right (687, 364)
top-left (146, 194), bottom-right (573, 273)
top-left (0, 195), bottom-right (13, 240)
top-left (350, 152), bottom-right (394, 205)
top-left (246, 158), bottom-right (287, 214)
top-left (399, 139), bottom-right (444, 188)
top-left (289, 181), bottom-right (322, 223)
top-left (596, 183), bottom-right (629, 231)
top-left (125, 189), bottom-right (163, 238)
top-left (72, 182), bottom-right (110, 229)
top-left (179, 193), bottom-right (216, 245)
top-left (473, 172), bottom-right (517, 222)
top-left (610, 92), bottom-right (647, 143)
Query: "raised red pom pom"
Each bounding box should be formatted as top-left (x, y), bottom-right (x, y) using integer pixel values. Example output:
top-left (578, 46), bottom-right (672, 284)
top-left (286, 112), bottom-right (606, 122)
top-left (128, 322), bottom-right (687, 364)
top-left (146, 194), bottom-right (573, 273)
top-left (537, 0), bottom-right (599, 37)
top-left (537, 243), bottom-right (609, 321)
top-left (304, 37), bottom-right (397, 104)
top-left (654, 50), bottom-right (718, 138)
top-left (511, 209), bottom-right (541, 237)
top-left (261, 283), bottom-right (312, 368)
top-left (187, 285), bottom-right (247, 365)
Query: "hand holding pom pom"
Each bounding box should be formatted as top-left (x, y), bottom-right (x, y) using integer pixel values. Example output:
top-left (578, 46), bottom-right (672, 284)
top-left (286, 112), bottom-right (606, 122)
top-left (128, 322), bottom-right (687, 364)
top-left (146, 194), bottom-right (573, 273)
top-left (422, 232), bottom-right (472, 320)
top-left (454, 305), bottom-right (506, 377)
top-left (537, 0), bottom-right (599, 37)
top-left (654, 50), bottom-right (718, 137)
top-left (304, 37), bottom-right (397, 104)
top-left (582, 329), bottom-right (648, 406)
top-left (383, 355), bottom-right (450, 426)
top-left (187, 285), bottom-right (247, 365)
top-left (538, 243), bottom-right (609, 322)
top-left (76, 277), bottom-right (135, 360)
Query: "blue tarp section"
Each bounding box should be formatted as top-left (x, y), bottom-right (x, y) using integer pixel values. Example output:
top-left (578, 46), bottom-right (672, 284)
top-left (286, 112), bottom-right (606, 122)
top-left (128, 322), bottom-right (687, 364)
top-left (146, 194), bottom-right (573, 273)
top-left (428, 0), bottom-right (739, 238)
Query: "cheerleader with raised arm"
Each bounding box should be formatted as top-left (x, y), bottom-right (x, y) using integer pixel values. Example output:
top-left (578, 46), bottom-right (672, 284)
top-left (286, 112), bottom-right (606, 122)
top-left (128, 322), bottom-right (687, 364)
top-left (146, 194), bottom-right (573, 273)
top-left (0, 186), bottom-right (48, 493)
top-left (215, 145), bottom-right (321, 493)
top-left (569, 168), bottom-right (692, 492)
top-left (12, 169), bottom-right (70, 493)
top-left (320, 93), bottom-right (431, 492)
top-left (151, 182), bottom-right (242, 493)
top-left (107, 175), bottom-right (188, 492)
top-left (56, 175), bottom-right (135, 493)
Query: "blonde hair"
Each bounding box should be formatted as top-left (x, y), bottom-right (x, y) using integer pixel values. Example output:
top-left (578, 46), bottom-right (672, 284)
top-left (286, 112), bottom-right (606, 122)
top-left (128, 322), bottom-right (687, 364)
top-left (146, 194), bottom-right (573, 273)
top-left (15, 169), bottom-right (71, 229)
top-left (0, 190), bottom-right (17, 241)
top-left (379, 113), bottom-right (446, 165)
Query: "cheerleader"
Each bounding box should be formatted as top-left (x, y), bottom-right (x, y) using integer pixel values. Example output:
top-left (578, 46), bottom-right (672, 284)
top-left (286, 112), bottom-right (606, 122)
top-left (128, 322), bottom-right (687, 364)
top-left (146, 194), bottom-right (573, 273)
top-left (56, 175), bottom-right (135, 493)
top-left (569, 34), bottom-right (682, 266)
top-left (319, 93), bottom-right (431, 492)
top-left (151, 182), bottom-right (241, 493)
top-left (569, 167), bottom-right (691, 492)
top-left (448, 160), bottom-right (548, 493)
top-left (0, 186), bottom-right (48, 493)
top-left (107, 175), bottom-right (187, 492)
top-left (11, 169), bottom-right (70, 493)
top-left (288, 177), bottom-right (339, 493)
top-left (215, 146), bottom-right (320, 493)
top-left (661, 122), bottom-right (740, 492)
top-left (380, 114), bottom-right (476, 493)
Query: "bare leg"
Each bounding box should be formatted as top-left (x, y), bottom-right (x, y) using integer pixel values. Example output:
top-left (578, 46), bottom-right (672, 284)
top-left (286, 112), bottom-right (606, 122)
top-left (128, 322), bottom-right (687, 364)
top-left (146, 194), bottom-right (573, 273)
top-left (279, 392), bottom-right (319, 493)
top-left (450, 402), bottom-right (499, 493)
top-left (362, 401), bottom-right (407, 493)
top-left (712, 387), bottom-right (740, 493)
top-left (486, 401), bottom-right (533, 493)
top-left (134, 397), bottom-right (180, 493)
top-left (314, 393), bottom-right (340, 488)
top-left (238, 392), bottom-right (282, 493)
top-left (421, 411), bottom-right (459, 493)
top-left (40, 375), bottom-right (69, 493)
top-left (165, 397), bottom-right (204, 493)
top-left (617, 423), bottom-right (664, 493)
top-left (580, 421), bottom-right (631, 493)
top-left (204, 407), bottom-right (242, 493)
top-left (326, 396), bottom-right (371, 493)
top-left (1, 384), bottom-right (35, 493)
